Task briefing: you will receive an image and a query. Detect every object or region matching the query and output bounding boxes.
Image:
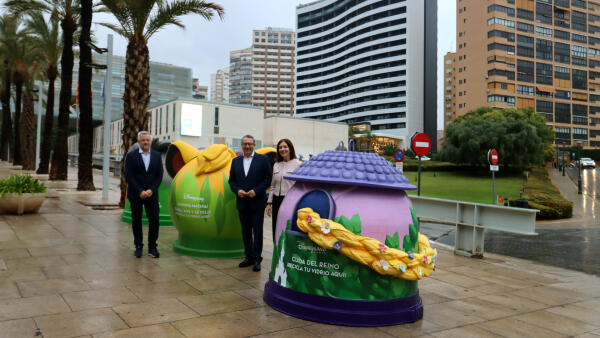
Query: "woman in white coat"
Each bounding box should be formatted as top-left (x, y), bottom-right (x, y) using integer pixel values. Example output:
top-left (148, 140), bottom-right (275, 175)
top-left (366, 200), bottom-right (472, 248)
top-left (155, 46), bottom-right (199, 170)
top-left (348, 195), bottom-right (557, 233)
top-left (266, 139), bottom-right (302, 242)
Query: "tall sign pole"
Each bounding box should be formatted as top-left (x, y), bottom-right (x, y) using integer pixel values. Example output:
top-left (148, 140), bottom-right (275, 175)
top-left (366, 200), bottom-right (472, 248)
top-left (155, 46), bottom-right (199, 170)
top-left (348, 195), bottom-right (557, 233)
top-left (488, 149), bottom-right (499, 204)
top-left (102, 34), bottom-right (113, 201)
top-left (411, 132), bottom-right (431, 196)
top-left (35, 82), bottom-right (43, 170)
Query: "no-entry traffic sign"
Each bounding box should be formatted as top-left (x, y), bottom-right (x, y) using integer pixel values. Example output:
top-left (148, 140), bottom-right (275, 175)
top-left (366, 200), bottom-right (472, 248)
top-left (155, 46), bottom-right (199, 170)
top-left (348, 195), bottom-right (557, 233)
top-left (394, 149), bottom-right (405, 162)
top-left (488, 149), bottom-right (499, 165)
top-left (411, 133), bottom-right (431, 157)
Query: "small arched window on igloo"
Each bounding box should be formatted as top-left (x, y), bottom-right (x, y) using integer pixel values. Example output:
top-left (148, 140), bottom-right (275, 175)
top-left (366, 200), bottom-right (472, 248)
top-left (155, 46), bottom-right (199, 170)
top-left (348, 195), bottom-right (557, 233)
top-left (289, 189), bottom-right (336, 236)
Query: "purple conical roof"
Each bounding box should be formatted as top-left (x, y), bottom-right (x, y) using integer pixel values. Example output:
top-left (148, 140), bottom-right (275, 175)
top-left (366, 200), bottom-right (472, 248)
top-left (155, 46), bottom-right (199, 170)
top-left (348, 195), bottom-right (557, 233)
top-left (284, 150), bottom-right (416, 190)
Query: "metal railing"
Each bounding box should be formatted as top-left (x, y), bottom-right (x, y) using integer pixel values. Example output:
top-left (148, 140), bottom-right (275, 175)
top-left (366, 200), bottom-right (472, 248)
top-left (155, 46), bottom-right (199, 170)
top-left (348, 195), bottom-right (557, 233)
top-left (409, 195), bottom-right (538, 258)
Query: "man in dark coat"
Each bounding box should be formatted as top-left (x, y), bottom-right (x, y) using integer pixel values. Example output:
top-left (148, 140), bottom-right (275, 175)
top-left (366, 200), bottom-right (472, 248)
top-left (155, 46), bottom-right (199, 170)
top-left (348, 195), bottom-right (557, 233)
top-left (125, 131), bottom-right (164, 258)
top-left (229, 135), bottom-right (272, 271)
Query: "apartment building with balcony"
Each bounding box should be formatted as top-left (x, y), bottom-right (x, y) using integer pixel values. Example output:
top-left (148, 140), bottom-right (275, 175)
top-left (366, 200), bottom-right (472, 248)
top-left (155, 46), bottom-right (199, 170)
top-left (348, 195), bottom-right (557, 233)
top-left (456, 0), bottom-right (600, 147)
top-left (210, 67), bottom-right (230, 103)
top-left (229, 28), bottom-right (295, 116)
top-left (294, 0), bottom-right (438, 148)
top-left (444, 52), bottom-right (458, 128)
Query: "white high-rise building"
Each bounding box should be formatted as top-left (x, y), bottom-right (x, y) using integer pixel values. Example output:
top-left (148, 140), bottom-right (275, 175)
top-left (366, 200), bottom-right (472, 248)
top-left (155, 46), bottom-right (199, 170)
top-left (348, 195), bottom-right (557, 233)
top-left (294, 0), bottom-right (438, 148)
top-left (210, 67), bottom-right (230, 103)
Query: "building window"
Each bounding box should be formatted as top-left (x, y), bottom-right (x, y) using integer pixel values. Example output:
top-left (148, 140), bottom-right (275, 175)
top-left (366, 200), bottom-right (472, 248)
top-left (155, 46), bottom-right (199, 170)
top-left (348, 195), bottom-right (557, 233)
top-left (555, 127), bottom-right (571, 139)
top-left (173, 104), bottom-right (176, 132)
top-left (488, 95), bottom-right (516, 105)
top-left (572, 33), bottom-right (587, 44)
top-left (536, 63), bottom-right (553, 85)
top-left (517, 84), bottom-right (535, 96)
top-left (535, 2), bottom-right (553, 24)
top-left (537, 100), bottom-right (553, 114)
top-left (488, 43), bottom-right (515, 54)
top-left (556, 89), bottom-right (571, 99)
top-left (573, 69), bottom-right (588, 89)
top-left (517, 21), bottom-right (534, 33)
top-left (488, 30), bottom-right (515, 41)
top-left (554, 42), bottom-right (571, 64)
top-left (488, 69), bottom-right (515, 80)
top-left (488, 17), bottom-right (515, 29)
top-left (571, 44), bottom-right (588, 66)
top-left (488, 4), bottom-right (515, 16)
top-left (555, 65), bottom-right (570, 79)
top-left (517, 60), bottom-right (534, 82)
top-left (573, 128), bottom-right (588, 140)
top-left (555, 102), bottom-right (571, 123)
top-left (517, 9), bottom-right (534, 21)
top-left (536, 39), bottom-right (553, 60)
top-left (517, 35), bottom-right (534, 57)
top-left (535, 26), bottom-right (552, 37)
top-left (572, 11), bottom-right (587, 32)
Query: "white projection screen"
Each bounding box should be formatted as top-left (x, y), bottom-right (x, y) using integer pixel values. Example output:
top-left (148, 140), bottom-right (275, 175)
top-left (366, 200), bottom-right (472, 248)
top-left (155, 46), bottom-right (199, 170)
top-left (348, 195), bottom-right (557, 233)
top-left (180, 103), bottom-right (203, 136)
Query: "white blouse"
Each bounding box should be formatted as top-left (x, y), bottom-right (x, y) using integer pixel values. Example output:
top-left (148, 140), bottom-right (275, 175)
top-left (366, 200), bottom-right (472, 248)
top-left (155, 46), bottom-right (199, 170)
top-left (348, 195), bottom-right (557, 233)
top-left (268, 159), bottom-right (302, 203)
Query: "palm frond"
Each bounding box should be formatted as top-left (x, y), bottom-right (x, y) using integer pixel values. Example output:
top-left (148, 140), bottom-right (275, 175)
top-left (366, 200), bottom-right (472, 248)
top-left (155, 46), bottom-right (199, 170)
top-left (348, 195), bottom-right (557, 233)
top-left (96, 22), bottom-right (131, 39)
top-left (144, 0), bottom-right (224, 40)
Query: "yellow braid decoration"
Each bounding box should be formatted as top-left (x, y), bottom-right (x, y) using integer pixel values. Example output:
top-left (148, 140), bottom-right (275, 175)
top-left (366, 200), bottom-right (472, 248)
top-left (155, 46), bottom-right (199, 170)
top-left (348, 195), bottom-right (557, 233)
top-left (296, 208), bottom-right (436, 280)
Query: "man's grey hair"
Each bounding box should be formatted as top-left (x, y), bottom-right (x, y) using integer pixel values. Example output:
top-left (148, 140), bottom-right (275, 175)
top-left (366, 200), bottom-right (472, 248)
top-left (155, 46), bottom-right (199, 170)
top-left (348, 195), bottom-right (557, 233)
top-left (242, 134), bottom-right (255, 144)
top-left (137, 131), bottom-right (151, 140)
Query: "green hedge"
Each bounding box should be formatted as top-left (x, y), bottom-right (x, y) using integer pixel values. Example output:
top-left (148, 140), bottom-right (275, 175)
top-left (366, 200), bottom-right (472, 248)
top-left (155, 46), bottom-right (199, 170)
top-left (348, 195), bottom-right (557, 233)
top-left (509, 167), bottom-right (572, 219)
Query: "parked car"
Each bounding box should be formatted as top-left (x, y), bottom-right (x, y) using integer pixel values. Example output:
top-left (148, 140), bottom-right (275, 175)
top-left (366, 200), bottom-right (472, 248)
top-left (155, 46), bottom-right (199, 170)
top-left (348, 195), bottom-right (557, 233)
top-left (580, 157), bottom-right (596, 169)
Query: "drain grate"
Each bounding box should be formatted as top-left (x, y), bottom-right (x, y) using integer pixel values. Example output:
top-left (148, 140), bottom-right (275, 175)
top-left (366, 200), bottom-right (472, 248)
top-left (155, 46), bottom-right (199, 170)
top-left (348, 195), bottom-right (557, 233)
top-left (90, 205), bottom-right (120, 210)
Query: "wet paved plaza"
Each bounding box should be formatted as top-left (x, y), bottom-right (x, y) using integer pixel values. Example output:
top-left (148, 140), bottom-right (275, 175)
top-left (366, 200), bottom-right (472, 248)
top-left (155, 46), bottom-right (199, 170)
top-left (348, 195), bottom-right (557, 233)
top-left (1, 161), bottom-right (599, 337)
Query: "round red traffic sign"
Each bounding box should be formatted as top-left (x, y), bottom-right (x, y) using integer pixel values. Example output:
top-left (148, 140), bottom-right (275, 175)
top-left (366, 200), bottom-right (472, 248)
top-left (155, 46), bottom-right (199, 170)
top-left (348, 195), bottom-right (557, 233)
top-left (394, 149), bottom-right (405, 162)
top-left (411, 133), bottom-right (431, 157)
top-left (488, 149), bottom-right (499, 165)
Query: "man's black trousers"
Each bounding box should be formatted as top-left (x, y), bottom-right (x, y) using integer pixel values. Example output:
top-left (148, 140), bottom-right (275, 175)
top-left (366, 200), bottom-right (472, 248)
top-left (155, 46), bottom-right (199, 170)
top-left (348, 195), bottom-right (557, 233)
top-left (238, 207), bottom-right (264, 263)
top-left (130, 195), bottom-right (160, 248)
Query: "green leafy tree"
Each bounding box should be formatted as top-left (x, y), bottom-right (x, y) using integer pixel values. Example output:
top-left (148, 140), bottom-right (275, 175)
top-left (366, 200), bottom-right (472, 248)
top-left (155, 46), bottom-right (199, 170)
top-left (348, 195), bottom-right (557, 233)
top-left (440, 107), bottom-right (554, 168)
top-left (98, 0), bottom-right (224, 207)
top-left (0, 15), bottom-right (20, 161)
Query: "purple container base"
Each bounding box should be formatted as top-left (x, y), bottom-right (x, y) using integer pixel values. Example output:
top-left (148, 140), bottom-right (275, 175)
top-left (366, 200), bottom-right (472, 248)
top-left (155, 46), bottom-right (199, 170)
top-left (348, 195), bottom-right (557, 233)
top-left (263, 279), bottom-right (423, 327)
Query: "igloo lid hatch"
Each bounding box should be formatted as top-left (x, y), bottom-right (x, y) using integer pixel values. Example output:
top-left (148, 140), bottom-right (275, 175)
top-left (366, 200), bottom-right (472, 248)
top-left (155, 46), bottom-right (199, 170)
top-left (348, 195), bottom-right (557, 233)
top-left (284, 150), bottom-right (416, 190)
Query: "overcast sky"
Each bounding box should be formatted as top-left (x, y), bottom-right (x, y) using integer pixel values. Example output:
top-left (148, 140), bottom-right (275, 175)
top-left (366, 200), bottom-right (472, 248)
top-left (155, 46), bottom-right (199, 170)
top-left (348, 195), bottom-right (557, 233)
top-left (91, 0), bottom-right (456, 129)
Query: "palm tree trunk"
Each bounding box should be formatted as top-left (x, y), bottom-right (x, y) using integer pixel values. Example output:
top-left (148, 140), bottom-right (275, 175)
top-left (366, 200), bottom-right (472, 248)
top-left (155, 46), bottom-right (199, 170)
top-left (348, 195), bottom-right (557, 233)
top-left (37, 69), bottom-right (56, 174)
top-left (12, 79), bottom-right (22, 165)
top-left (119, 36), bottom-right (150, 207)
top-left (20, 89), bottom-right (35, 170)
top-left (50, 16), bottom-right (76, 181)
top-left (0, 61), bottom-right (12, 161)
top-left (77, 0), bottom-right (95, 190)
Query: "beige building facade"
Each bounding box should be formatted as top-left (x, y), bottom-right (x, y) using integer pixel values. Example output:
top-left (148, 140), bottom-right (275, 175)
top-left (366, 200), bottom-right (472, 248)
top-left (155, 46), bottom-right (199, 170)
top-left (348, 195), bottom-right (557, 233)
top-left (444, 52), bottom-right (458, 129)
top-left (455, 0), bottom-right (600, 147)
top-left (210, 67), bottom-right (230, 103)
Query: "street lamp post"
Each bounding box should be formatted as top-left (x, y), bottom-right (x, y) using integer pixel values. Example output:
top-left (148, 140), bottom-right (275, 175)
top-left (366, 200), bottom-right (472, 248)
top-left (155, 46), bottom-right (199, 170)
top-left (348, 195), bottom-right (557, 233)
top-left (35, 82), bottom-right (43, 170)
top-left (562, 142), bottom-right (566, 176)
top-left (577, 140), bottom-right (583, 195)
top-left (85, 34), bottom-right (113, 201)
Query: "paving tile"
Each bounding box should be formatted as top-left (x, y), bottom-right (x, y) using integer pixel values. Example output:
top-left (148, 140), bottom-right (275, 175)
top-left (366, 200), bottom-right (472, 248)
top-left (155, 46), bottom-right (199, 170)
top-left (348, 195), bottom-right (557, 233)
top-left (515, 310), bottom-right (597, 336)
top-left (230, 306), bottom-right (309, 332)
top-left (251, 327), bottom-right (318, 338)
top-left (419, 280), bottom-right (484, 300)
top-left (0, 281), bottom-right (21, 300)
top-left (571, 300), bottom-right (600, 312)
top-left (178, 290), bottom-right (258, 315)
top-left (419, 291), bottom-right (452, 305)
top-left (42, 262), bottom-right (106, 279)
top-left (475, 317), bottom-right (566, 338)
top-left (137, 266), bottom-right (200, 282)
top-left (184, 275), bottom-right (251, 293)
top-left (17, 277), bottom-right (90, 297)
top-left (0, 295), bottom-right (71, 321)
top-left (303, 323), bottom-right (394, 338)
top-left (234, 288), bottom-right (267, 305)
top-left (0, 266), bottom-right (46, 282)
top-left (28, 244), bottom-right (83, 257)
top-left (203, 258), bottom-right (247, 270)
top-left (431, 325), bottom-right (504, 338)
top-left (572, 333), bottom-right (600, 338)
top-left (186, 263), bottom-right (228, 277)
top-left (62, 287), bottom-right (141, 311)
top-left (420, 301), bottom-right (486, 330)
top-left (0, 318), bottom-right (39, 337)
top-left (128, 280), bottom-right (202, 301)
top-left (172, 312), bottom-right (266, 337)
top-left (430, 270), bottom-right (489, 288)
top-left (508, 286), bottom-right (582, 306)
top-left (545, 304), bottom-right (600, 326)
top-left (475, 293), bottom-right (549, 314)
top-left (0, 248), bottom-right (31, 259)
top-left (93, 323), bottom-right (184, 338)
top-left (35, 307), bottom-right (128, 338)
top-left (378, 320), bottom-right (443, 337)
top-left (434, 297), bottom-right (518, 320)
top-left (5, 255), bottom-right (66, 270)
top-left (112, 298), bottom-right (198, 327)
top-left (83, 271), bottom-right (151, 289)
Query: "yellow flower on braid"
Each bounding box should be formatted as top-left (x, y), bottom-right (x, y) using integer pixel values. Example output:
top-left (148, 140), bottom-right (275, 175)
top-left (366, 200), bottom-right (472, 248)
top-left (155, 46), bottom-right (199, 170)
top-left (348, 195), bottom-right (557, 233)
top-left (296, 208), bottom-right (436, 281)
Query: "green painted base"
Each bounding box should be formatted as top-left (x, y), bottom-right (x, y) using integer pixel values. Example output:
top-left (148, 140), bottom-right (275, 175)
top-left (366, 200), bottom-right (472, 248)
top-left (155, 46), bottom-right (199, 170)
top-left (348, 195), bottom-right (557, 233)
top-left (173, 234), bottom-right (245, 258)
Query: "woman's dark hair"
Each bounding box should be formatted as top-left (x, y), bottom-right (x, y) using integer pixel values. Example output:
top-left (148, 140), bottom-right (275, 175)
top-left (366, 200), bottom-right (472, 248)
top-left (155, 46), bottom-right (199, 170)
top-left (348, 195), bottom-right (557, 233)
top-left (275, 138), bottom-right (297, 162)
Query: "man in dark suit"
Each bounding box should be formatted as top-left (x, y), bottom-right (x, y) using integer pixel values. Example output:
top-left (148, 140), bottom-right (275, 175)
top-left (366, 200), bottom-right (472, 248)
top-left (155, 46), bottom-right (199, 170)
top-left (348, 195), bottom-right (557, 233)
top-left (125, 131), bottom-right (164, 258)
top-left (229, 135), bottom-right (272, 271)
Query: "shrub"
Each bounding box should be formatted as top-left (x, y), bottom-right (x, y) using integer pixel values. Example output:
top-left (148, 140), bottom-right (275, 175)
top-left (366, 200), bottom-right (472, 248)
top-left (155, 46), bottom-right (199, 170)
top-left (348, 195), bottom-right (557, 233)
top-left (0, 174), bottom-right (47, 197)
top-left (512, 167), bottom-right (572, 219)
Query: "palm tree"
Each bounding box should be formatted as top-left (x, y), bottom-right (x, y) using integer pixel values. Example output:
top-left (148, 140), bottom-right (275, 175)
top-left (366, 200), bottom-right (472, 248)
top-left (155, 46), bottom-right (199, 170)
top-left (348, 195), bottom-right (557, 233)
top-left (25, 12), bottom-right (62, 174)
top-left (5, 0), bottom-right (81, 180)
top-left (99, 0), bottom-right (224, 206)
top-left (77, 0), bottom-right (94, 190)
top-left (0, 15), bottom-right (19, 161)
top-left (19, 43), bottom-right (43, 171)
